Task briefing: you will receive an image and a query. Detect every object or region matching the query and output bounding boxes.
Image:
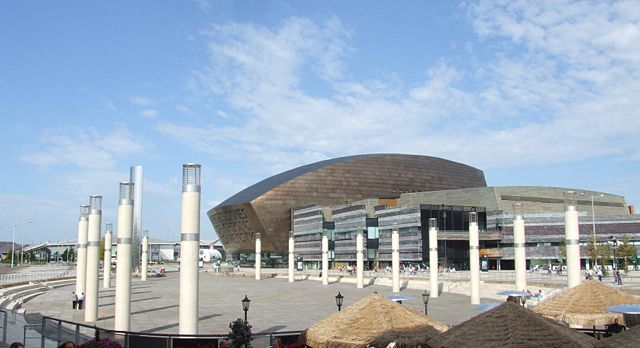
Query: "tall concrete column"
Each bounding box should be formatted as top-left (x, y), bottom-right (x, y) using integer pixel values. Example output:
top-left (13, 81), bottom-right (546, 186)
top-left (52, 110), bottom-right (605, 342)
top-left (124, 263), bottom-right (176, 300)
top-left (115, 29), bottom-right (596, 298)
top-left (288, 231), bottom-right (295, 283)
top-left (469, 212), bottom-right (480, 305)
top-left (141, 235), bottom-right (148, 281)
top-left (75, 205), bottom-right (90, 296)
top-left (564, 191), bottom-right (581, 288)
top-left (429, 218), bottom-right (439, 298)
top-left (356, 229), bottom-right (364, 289)
top-left (115, 182), bottom-right (134, 331)
top-left (513, 203), bottom-right (527, 292)
top-left (103, 224), bottom-right (113, 289)
top-left (322, 231), bottom-right (329, 285)
top-left (255, 233), bottom-right (262, 280)
top-left (85, 195), bottom-right (102, 322)
top-left (392, 228), bottom-right (400, 293)
top-left (179, 164), bottom-right (201, 335)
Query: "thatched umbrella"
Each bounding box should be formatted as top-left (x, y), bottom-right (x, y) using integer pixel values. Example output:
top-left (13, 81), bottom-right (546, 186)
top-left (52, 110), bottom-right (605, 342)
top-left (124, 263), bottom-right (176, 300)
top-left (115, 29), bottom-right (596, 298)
top-left (534, 280), bottom-right (640, 326)
top-left (304, 292), bottom-right (448, 347)
top-left (605, 324), bottom-right (640, 347)
top-left (428, 301), bottom-right (606, 348)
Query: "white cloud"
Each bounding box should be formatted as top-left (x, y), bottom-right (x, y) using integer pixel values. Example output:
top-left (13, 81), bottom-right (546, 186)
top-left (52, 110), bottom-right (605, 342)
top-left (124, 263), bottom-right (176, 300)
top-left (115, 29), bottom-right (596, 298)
top-left (129, 96), bottom-right (158, 106)
top-left (20, 127), bottom-right (148, 170)
top-left (166, 5), bottom-right (639, 176)
top-left (140, 109), bottom-right (159, 118)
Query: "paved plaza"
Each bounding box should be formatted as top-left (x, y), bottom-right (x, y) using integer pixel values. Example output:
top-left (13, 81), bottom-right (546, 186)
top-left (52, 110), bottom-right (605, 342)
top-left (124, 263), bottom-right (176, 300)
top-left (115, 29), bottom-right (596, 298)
top-left (24, 270), bottom-right (496, 334)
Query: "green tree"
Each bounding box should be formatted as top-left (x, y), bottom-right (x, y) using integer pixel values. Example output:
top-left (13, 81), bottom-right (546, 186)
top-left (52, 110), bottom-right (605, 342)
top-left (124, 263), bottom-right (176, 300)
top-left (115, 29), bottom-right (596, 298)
top-left (228, 318), bottom-right (252, 348)
top-left (617, 235), bottom-right (637, 273)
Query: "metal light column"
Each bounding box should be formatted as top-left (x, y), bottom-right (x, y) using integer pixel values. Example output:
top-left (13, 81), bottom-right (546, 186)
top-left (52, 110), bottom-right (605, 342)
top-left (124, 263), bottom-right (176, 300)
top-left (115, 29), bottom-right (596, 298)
top-left (255, 233), bottom-right (262, 280)
top-left (322, 231), bottom-right (329, 285)
top-left (130, 166), bottom-right (143, 271)
top-left (564, 191), bottom-right (581, 288)
top-left (179, 164), bottom-right (201, 335)
top-left (85, 195), bottom-right (102, 322)
top-left (288, 232), bottom-right (295, 283)
top-left (356, 229), bottom-right (364, 289)
top-left (469, 212), bottom-right (480, 305)
top-left (141, 235), bottom-right (149, 281)
top-left (392, 229), bottom-right (400, 293)
top-left (115, 183), bottom-right (134, 331)
top-left (11, 223), bottom-right (16, 268)
top-left (76, 205), bottom-right (90, 295)
top-left (428, 218), bottom-right (439, 298)
top-left (513, 203), bottom-right (527, 292)
top-left (103, 224), bottom-right (113, 288)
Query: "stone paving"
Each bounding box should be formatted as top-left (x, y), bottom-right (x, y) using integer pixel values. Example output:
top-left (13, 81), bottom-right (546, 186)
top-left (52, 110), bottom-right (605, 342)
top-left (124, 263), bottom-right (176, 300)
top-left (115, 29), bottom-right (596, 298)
top-left (23, 270), bottom-right (498, 335)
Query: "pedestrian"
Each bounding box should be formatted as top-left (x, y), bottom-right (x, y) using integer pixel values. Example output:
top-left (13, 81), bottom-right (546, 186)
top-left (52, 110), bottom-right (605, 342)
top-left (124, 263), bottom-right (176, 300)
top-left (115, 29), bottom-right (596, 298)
top-left (77, 292), bottom-right (84, 309)
top-left (9, 342), bottom-right (24, 348)
top-left (597, 268), bottom-right (603, 282)
top-left (58, 341), bottom-right (76, 348)
top-left (72, 291), bottom-right (78, 309)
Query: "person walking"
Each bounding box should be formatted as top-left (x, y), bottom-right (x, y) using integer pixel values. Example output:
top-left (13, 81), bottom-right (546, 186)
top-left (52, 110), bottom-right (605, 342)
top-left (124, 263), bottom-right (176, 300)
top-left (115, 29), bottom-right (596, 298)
top-left (597, 268), bottom-right (603, 282)
top-left (77, 292), bottom-right (84, 310)
top-left (71, 291), bottom-right (78, 309)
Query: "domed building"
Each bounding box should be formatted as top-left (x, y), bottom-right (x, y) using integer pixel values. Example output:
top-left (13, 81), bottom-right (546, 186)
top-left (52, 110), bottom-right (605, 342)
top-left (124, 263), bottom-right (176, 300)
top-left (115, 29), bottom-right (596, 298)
top-left (207, 154), bottom-right (487, 255)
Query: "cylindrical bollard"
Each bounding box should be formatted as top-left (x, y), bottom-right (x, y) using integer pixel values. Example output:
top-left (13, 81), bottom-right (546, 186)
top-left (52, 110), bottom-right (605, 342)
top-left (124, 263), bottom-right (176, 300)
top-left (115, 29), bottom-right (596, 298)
top-left (76, 205), bottom-right (90, 296)
top-left (392, 229), bottom-right (400, 293)
top-left (322, 231), bottom-right (329, 285)
top-left (513, 203), bottom-right (527, 292)
top-left (103, 224), bottom-right (113, 289)
top-left (469, 212), bottom-right (480, 305)
top-left (288, 232), bottom-right (295, 283)
top-left (115, 183), bottom-right (134, 331)
top-left (141, 235), bottom-right (149, 281)
top-left (179, 164), bottom-right (201, 335)
top-left (564, 191), bottom-right (581, 288)
top-left (429, 218), bottom-right (439, 298)
top-left (85, 195), bottom-right (102, 322)
top-left (356, 229), bottom-right (364, 289)
top-left (255, 233), bottom-right (262, 280)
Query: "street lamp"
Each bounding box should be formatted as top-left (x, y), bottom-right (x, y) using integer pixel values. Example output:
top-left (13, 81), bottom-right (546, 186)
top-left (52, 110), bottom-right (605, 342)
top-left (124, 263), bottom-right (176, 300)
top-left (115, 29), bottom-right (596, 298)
top-left (242, 295), bottom-right (251, 323)
top-left (335, 292), bottom-right (344, 312)
top-left (581, 193), bottom-right (603, 268)
top-left (422, 290), bottom-right (430, 315)
top-left (22, 221), bottom-right (32, 264)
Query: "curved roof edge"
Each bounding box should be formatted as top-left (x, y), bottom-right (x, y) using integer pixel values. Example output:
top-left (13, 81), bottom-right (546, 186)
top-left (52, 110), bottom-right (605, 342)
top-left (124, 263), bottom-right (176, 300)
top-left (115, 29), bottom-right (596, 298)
top-left (216, 153), bottom-right (482, 208)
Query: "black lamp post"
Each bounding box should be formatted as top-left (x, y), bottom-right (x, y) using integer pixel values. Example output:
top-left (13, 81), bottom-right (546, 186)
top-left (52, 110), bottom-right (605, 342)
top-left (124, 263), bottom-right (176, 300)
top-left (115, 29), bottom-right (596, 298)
top-left (335, 292), bottom-right (343, 312)
top-left (422, 290), bottom-right (430, 315)
top-left (242, 295), bottom-right (251, 323)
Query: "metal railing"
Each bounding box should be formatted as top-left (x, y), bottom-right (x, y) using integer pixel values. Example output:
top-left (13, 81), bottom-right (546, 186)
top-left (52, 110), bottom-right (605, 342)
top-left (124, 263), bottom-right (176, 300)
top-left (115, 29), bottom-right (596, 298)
top-left (39, 315), bottom-right (304, 348)
top-left (0, 269), bottom-right (74, 286)
top-left (1, 309), bottom-right (7, 344)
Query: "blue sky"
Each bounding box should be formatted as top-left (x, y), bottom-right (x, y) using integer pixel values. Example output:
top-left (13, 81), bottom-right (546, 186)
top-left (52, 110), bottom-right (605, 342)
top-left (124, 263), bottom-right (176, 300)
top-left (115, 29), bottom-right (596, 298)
top-left (1, 0), bottom-right (639, 244)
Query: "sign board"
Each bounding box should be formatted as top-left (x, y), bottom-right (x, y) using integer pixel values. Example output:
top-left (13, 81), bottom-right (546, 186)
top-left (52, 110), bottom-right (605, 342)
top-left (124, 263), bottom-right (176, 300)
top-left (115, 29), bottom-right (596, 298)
top-left (173, 338), bottom-right (218, 348)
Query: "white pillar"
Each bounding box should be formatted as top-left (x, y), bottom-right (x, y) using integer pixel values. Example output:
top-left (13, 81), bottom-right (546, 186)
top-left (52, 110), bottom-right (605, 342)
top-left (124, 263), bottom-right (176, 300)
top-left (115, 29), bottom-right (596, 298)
top-left (428, 218), bottom-right (439, 298)
top-left (288, 232), bottom-right (295, 283)
top-left (513, 203), bottom-right (527, 292)
top-left (141, 235), bottom-right (148, 281)
top-left (564, 191), bottom-right (581, 289)
top-left (179, 164), bottom-right (201, 335)
top-left (85, 195), bottom-right (102, 322)
top-left (115, 182), bottom-right (134, 332)
top-left (392, 228), bottom-right (400, 293)
top-left (255, 233), bottom-right (262, 280)
top-left (103, 225), bottom-right (113, 289)
top-left (322, 231), bottom-right (329, 285)
top-left (76, 205), bottom-right (90, 296)
top-left (469, 212), bottom-right (480, 305)
top-left (356, 229), bottom-right (364, 289)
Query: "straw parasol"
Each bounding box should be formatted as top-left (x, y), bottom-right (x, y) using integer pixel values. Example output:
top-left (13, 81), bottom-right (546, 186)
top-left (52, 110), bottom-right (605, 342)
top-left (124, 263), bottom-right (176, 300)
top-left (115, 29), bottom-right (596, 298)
top-left (534, 280), bottom-right (640, 326)
top-left (605, 324), bottom-right (640, 347)
top-left (304, 292), bottom-right (448, 348)
top-left (428, 301), bottom-right (606, 348)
